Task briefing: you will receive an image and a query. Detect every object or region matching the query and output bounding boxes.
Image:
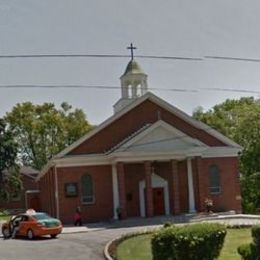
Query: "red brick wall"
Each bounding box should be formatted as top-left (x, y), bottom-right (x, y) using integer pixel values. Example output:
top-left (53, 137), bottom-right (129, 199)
top-left (69, 100), bottom-right (226, 155)
top-left (39, 168), bottom-right (56, 217)
top-left (37, 156), bottom-right (241, 223)
top-left (56, 165), bottom-right (113, 223)
top-left (196, 157), bottom-right (242, 213)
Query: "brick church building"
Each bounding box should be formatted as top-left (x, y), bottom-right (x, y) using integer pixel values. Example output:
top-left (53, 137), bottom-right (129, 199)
top-left (37, 56), bottom-right (242, 223)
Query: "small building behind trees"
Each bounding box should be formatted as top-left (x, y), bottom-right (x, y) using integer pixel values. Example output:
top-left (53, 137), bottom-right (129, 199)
top-left (0, 166), bottom-right (40, 213)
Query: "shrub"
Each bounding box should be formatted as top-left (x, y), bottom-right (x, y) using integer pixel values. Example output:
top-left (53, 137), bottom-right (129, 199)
top-left (252, 225), bottom-right (260, 246)
top-left (238, 225), bottom-right (260, 259)
top-left (237, 243), bottom-right (260, 260)
top-left (151, 223), bottom-right (226, 260)
top-left (0, 209), bottom-right (9, 216)
top-left (163, 222), bottom-right (173, 228)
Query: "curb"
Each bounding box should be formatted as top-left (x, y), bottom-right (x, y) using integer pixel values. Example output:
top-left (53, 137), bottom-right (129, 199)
top-left (104, 236), bottom-right (120, 260)
top-left (62, 227), bottom-right (105, 234)
top-left (103, 228), bottom-right (158, 260)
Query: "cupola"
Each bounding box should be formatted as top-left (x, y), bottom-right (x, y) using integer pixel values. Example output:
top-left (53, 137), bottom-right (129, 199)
top-left (113, 44), bottom-right (148, 113)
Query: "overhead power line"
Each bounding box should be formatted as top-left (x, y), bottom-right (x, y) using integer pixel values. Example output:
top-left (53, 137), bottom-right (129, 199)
top-left (201, 87), bottom-right (260, 94)
top-left (1, 53), bottom-right (260, 63)
top-left (0, 53), bottom-right (202, 61)
top-left (205, 56), bottom-right (260, 63)
top-left (0, 84), bottom-right (259, 94)
top-left (0, 84), bottom-right (197, 92)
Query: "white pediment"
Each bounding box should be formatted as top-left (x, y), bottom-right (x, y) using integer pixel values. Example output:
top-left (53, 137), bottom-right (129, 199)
top-left (113, 120), bottom-right (207, 153)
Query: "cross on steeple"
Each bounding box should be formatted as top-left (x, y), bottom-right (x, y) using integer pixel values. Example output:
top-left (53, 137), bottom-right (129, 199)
top-left (127, 43), bottom-right (137, 60)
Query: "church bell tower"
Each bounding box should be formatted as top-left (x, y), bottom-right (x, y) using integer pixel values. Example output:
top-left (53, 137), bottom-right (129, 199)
top-left (113, 44), bottom-right (148, 113)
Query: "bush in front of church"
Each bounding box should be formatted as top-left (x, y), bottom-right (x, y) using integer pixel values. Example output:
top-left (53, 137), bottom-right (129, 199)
top-left (237, 225), bottom-right (260, 260)
top-left (151, 223), bottom-right (227, 260)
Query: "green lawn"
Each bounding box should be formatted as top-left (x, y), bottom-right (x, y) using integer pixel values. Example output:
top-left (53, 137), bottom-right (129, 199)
top-left (0, 211), bottom-right (10, 221)
top-left (116, 234), bottom-right (152, 260)
top-left (0, 215), bottom-right (10, 221)
top-left (116, 228), bottom-right (252, 260)
top-left (219, 228), bottom-right (252, 260)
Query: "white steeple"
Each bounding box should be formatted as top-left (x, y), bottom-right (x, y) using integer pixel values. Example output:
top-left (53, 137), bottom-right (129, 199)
top-left (113, 44), bottom-right (148, 113)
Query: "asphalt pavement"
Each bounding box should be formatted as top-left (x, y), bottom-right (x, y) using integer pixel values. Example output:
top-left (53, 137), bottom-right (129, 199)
top-left (0, 213), bottom-right (260, 260)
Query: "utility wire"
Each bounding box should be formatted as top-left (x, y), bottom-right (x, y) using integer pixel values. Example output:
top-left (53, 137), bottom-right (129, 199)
top-left (0, 84), bottom-right (197, 92)
top-left (1, 53), bottom-right (260, 63)
top-left (201, 87), bottom-right (260, 94)
top-left (205, 56), bottom-right (260, 63)
top-left (0, 84), bottom-right (259, 94)
top-left (0, 53), bottom-right (202, 61)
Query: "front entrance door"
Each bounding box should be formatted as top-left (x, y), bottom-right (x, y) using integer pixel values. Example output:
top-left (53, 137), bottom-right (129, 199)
top-left (152, 187), bottom-right (165, 215)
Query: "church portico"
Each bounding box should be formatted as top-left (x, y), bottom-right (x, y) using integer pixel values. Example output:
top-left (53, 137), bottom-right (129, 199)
top-left (112, 157), bottom-right (197, 220)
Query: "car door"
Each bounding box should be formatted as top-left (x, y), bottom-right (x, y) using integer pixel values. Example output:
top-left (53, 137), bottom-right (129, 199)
top-left (18, 216), bottom-right (30, 236)
top-left (11, 215), bottom-right (23, 236)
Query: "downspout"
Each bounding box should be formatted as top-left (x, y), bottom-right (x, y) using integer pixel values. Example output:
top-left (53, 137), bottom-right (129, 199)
top-left (54, 164), bottom-right (60, 219)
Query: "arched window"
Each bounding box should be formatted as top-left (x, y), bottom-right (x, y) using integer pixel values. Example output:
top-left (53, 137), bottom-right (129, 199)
top-left (81, 174), bottom-right (94, 204)
top-left (208, 165), bottom-right (221, 194)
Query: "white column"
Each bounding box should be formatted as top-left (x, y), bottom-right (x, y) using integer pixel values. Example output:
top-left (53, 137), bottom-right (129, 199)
top-left (112, 164), bottom-right (120, 219)
top-left (187, 158), bottom-right (196, 213)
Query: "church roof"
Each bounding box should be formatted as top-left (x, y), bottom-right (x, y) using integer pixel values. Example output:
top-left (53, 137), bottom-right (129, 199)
top-left (122, 59), bottom-right (146, 76)
top-left (55, 91), bottom-right (241, 158)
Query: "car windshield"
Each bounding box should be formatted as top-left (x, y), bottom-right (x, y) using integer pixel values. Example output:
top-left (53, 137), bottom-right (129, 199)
top-left (32, 213), bottom-right (51, 220)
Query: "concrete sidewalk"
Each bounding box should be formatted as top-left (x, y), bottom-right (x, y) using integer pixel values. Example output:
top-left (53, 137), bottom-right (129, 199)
top-left (62, 223), bottom-right (111, 234)
top-left (62, 213), bottom-right (260, 234)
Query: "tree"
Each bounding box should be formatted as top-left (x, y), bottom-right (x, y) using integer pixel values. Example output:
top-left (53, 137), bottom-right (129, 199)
top-left (5, 102), bottom-right (93, 170)
top-left (240, 172), bottom-right (260, 213)
top-left (193, 97), bottom-right (260, 212)
top-left (193, 97), bottom-right (257, 139)
top-left (0, 118), bottom-right (21, 202)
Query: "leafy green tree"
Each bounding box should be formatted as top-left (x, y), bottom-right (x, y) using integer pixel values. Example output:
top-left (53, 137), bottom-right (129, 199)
top-left (193, 97), bottom-right (257, 139)
top-left (240, 172), bottom-right (260, 213)
top-left (193, 97), bottom-right (260, 212)
top-left (5, 102), bottom-right (93, 170)
top-left (0, 118), bottom-right (21, 202)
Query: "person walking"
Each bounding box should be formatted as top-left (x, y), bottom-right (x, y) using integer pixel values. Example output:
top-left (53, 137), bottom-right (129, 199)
top-left (74, 206), bottom-right (82, 226)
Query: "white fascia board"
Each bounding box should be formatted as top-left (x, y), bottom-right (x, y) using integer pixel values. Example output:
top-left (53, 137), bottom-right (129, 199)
top-left (54, 154), bottom-right (109, 168)
top-left (202, 147), bottom-right (241, 158)
top-left (110, 147), bottom-right (206, 162)
top-left (112, 154), bottom-right (186, 163)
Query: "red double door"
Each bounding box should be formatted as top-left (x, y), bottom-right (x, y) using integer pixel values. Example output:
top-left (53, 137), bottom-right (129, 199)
top-left (152, 187), bottom-right (165, 216)
top-left (144, 187), bottom-right (165, 216)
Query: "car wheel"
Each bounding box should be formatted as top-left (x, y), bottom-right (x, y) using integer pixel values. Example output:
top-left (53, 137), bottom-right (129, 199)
top-left (27, 229), bottom-right (34, 240)
top-left (2, 227), bottom-right (11, 239)
top-left (50, 234), bottom-right (57, 239)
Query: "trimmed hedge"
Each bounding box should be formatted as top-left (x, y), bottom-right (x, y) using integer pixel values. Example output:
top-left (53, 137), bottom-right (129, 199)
top-left (237, 243), bottom-right (260, 260)
top-left (252, 225), bottom-right (260, 246)
top-left (238, 225), bottom-right (260, 259)
top-left (151, 223), bottom-right (226, 260)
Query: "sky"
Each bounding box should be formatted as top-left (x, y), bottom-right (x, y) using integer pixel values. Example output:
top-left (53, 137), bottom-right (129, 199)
top-left (0, 0), bottom-right (260, 125)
